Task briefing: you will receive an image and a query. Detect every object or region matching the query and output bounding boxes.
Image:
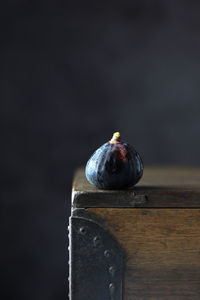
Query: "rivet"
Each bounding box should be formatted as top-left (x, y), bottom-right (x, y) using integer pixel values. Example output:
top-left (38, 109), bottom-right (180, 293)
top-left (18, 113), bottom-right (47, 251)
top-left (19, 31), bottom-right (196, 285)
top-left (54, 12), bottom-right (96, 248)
top-left (104, 249), bottom-right (111, 258)
top-left (79, 226), bottom-right (87, 235)
top-left (109, 266), bottom-right (116, 276)
top-left (109, 283), bottom-right (115, 296)
top-left (93, 236), bottom-right (101, 247)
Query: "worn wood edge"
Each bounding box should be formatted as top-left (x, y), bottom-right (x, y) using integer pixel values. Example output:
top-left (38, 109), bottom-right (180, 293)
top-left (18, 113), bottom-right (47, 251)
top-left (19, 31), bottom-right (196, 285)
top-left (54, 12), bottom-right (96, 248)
top-left (72, 167), bottom-right (200, 208)
top-left (72, 188), bottom-right (148, 208)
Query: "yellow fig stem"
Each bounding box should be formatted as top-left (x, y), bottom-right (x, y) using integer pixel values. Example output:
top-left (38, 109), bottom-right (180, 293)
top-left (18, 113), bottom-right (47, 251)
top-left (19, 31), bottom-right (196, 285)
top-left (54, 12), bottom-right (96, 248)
top-left (110, 132), bottom-right (120, 144)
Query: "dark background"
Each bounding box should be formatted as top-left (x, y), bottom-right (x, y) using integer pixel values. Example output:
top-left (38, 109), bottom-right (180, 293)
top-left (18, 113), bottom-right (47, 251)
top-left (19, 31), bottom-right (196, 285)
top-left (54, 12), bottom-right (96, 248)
top-left (1, 1), bottom-right (200, 299)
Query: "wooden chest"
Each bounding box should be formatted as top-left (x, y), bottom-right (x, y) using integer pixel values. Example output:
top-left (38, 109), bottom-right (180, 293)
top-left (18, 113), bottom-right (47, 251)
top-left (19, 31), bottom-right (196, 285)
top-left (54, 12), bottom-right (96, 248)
top-left (69, 167), bottom-right (200, 300)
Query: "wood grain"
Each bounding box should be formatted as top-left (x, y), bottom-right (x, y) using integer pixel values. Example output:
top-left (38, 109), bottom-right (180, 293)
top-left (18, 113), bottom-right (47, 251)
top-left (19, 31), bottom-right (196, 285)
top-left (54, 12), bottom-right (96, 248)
top-left (72, 167), bottom-right (200, 208)
top-left (88, 208), bottom-right (200, 299)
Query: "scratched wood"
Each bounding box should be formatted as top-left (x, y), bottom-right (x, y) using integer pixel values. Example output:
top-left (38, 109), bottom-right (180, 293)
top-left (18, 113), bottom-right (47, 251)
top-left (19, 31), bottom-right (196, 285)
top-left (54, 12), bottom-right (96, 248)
top-left (88, 208), bottom-right (200, 299)
top-left (72, 167), bottom-right (200, 299)
top-left (72, 167), bottom-right (200, 207)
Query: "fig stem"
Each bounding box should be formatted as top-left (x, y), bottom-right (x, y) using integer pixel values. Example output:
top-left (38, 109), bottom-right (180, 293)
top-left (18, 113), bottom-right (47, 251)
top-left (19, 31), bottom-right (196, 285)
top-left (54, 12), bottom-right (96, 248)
top-left (110, 132), bottom-right (120, 144)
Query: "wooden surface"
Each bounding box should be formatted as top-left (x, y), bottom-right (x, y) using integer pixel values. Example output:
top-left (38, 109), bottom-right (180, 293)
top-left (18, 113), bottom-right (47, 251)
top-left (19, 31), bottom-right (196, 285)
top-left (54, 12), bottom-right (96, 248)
top-left (88, 208), bottom-right (200, 299)
top-left (72, 167), bottom-right (200, 208)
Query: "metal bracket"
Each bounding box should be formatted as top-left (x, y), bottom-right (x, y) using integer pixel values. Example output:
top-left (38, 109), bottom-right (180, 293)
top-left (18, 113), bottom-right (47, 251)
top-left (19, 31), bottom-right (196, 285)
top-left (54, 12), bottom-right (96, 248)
top-left (69, 209), bottom-right (124, 300)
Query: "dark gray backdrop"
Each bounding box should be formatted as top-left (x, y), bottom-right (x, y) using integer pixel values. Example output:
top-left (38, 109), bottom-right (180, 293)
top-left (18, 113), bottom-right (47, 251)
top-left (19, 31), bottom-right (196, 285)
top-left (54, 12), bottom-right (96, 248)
top-left (1, 1), bottom-right (200, 299)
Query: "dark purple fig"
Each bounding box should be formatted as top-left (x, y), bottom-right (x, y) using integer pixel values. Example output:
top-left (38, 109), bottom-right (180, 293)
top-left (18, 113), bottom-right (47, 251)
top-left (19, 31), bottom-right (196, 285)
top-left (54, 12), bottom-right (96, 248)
top-left (85, 132), bottom-right (143, 189)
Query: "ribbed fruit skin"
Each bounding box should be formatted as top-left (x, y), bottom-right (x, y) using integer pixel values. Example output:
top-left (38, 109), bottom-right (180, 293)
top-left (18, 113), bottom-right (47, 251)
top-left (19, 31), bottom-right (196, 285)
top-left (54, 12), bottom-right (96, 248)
top-left (85, 141), bottom-right (143, 189)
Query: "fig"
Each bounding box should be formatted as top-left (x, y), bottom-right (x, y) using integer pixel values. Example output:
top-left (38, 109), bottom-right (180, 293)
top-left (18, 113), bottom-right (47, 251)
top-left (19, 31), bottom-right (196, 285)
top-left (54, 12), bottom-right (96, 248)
top-left (85, 132), bottom-right (143, 189)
